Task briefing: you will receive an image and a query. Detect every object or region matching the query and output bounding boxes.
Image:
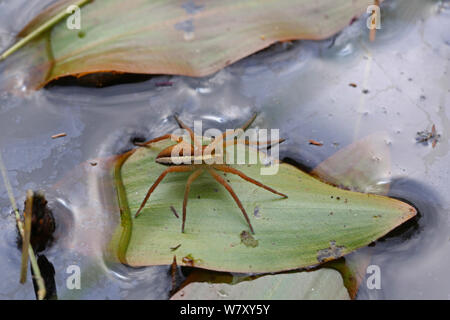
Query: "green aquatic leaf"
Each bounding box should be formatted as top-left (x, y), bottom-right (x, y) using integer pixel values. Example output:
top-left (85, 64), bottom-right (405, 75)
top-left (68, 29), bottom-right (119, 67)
top-left (4, 0), bottom-right (379, 89)
top-left (110, 138), bottom-right (416, 273)
top-left (310, 133), bottom-right (390, 298)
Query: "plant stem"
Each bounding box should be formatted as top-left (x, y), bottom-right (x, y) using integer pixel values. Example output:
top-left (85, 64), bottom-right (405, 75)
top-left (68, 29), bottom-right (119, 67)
top-left (19, 190), bottom-right (33, 284)
top-left (15, 209), bottom-right (46, 300)
top-left (0, 152), bottom-right (46, 300)
top-left (114, 151), bottom-right (135, 265)
top-left (0, 0), bottom-right (92, 61)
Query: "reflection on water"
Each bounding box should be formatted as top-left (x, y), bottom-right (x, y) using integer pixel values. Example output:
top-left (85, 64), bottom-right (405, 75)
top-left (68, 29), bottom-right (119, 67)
top-left (0, 0), bottom-right (449, 299)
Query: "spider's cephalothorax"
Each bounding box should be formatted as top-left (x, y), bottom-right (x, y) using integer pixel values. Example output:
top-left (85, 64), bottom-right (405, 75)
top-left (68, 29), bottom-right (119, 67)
top-left (134, 114), bottom-right (287, 234)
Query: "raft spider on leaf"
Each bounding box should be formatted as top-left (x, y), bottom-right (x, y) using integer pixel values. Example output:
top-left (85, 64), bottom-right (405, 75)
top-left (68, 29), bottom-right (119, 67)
top-left (133, 113), bottom-right (287, 234)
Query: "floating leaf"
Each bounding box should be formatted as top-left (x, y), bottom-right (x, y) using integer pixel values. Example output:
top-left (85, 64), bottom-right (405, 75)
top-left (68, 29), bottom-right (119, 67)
top-left (4, 0), bottom-right (379, 89)
top-left (311, 133), bottom-right (389, 297)
top-left (171, 269), bottom-right (350, 300)
top-left (169, 134), bottom-right (390, 299)
top-left (110, 139), bottom-right (416, 273)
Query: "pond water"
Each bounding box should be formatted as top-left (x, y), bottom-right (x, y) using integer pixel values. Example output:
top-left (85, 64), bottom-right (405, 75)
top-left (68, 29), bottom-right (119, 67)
top-left (0, 0), bottom-right (449, 299)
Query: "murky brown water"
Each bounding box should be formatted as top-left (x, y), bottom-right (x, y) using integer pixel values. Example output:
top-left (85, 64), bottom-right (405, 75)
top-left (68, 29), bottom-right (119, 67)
top-left (0, 0), bottom-right (449, 299)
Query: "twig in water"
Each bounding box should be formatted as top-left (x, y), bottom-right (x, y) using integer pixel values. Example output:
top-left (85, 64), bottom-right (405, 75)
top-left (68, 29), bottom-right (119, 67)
top-left (20, 190), bottom-right (33, 283)
top-left (0, 151), bottom-right (46, 300)
top-left (51, 133), bottom-right (67, 139)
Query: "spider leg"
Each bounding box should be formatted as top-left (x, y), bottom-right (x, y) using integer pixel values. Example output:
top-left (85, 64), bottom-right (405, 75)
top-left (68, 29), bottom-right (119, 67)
top-left (223, 137), bottom-right (285, 149)
top-left (213, 164), bottom-right (287, 198)
top-left (182, 168), bottom-right (204, 233)
top-left (135, 165), bottom-right (195, 218)
top-left (240, 112), bottom-right (258, 131)
top-left (207, 168), bottom-right (255, 234)
top-left (221, 113), bottom-right (257, 140)
top-left (174, 114), bottom-right (203, 150)
top-left (133, 133), bottom-right (181, 147)
top-left (208, 113), bottom-right (258, 152)
top-left (174, 115), bottom-right (194, 140)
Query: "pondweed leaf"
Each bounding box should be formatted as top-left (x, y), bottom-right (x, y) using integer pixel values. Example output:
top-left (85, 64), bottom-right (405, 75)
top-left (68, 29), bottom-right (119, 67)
top-left (5, 0), bottom-right (380, 90)
top-left (110, 139), bottom-right (415, 273)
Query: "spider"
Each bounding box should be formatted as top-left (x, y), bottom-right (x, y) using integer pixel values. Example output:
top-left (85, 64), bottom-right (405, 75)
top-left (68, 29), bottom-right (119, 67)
top-left (133, 114), bottom-right (288, 234)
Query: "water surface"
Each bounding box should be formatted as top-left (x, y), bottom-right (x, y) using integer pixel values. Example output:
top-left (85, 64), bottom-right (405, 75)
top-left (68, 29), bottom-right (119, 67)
top-left (0, 0), bottom-right (449, 299)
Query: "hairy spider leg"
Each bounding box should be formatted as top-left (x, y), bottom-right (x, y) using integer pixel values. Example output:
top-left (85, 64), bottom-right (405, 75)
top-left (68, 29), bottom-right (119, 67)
top-left (206, 113), bottom-right (258, 155)
top-left (133, 133), bottom-right (181, 147)
top-left (207, 168), bottom-right (255, 234)
top-left (220, 112), bottom-right (284, 150)
top-left (221, 113), bottom-right (258, 140)
top-left (182, 168), bottom-right (204, 233)
top-left (174, 114), bottom-right (202, 148)
top-left (213, 164), bottom-right (287, 198)
top-left (222, 137), bottom-right (286, 149)
top-left (135, 165), bottom-right (195, 218)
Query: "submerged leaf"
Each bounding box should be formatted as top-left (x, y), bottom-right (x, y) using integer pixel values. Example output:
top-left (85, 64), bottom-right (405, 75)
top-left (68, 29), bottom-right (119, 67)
top-left (5, 0), bottom-right (380, 89)
top-left (323, 250), bottom-right (372, 299)
top-left (171, 269), bottom-right (350, 300)
top-left (311, 133), bottom-right (392, 195)
top-left (110, 139), bottom-right (416, 273)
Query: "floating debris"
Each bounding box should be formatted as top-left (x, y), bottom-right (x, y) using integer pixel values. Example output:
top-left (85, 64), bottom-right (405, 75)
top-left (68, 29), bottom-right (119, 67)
top-left (170, 206), bottom-right (179, 219)
top-left (253, 206), bottom-right (261, 218)
top-left (182, 254), bottom-right (195, 266)
top-left (155, 81), bottom-right (173, 87)
top-left (240, 231), bottom-right (259, 248)
top-left (309, 139), bottom-right (323, 146)
top-left (20, 190), bottom-right (33, 284)
top-left (17, 191), bottom-right (55, 253)
top-left (316, 240), bottom-right (346, 263)
top-left (51, 133), bottom-right (66, 139)
top-left (416, 124), bottom-right (440, 148)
